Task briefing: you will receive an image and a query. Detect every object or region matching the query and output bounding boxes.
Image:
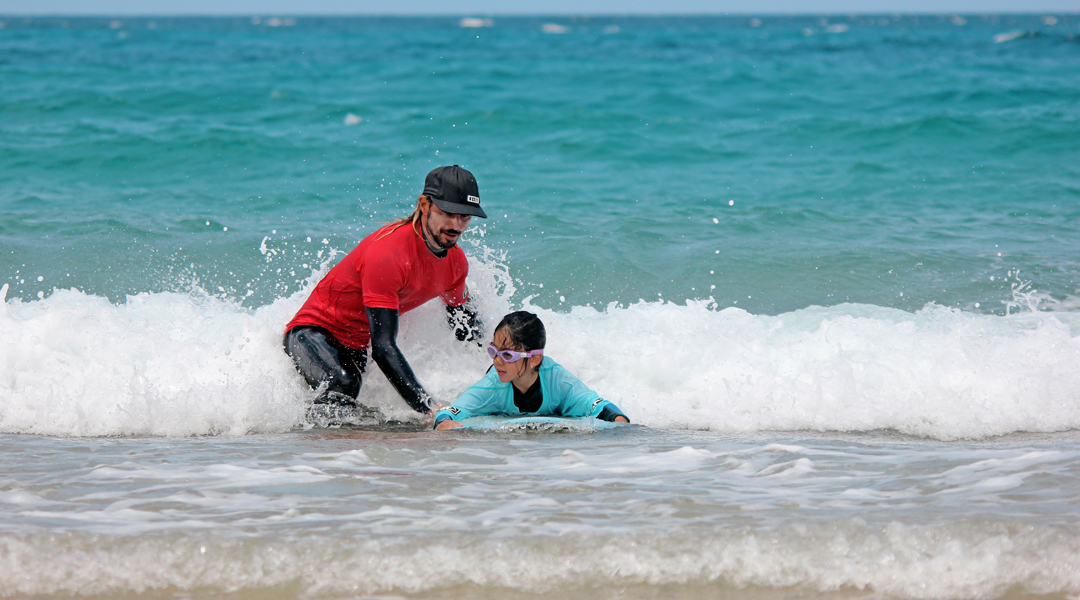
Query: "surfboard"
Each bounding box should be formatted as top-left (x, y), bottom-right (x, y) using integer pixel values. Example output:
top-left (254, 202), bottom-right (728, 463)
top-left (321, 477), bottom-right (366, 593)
top-left (458, 415), bottom-right (627, 432)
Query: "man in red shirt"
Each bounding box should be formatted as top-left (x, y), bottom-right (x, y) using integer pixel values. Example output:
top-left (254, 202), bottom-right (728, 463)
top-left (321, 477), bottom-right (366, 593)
top-left (284, 165), bottom-right (486, 418)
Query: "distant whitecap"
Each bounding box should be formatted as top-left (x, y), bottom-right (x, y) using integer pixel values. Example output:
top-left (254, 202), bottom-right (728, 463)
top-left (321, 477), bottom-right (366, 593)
top-left (460, 18), bottom-right (494, 28)
top-left (343, 113), bottom-right (362, 126)
top-left (993, 30), bottom-right (1026, 44)
top-left (542, 23), bottom-right (568, 34)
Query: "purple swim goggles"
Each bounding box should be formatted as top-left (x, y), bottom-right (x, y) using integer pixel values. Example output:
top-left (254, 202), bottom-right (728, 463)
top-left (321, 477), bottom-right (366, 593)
top-left (487, 343), bottom-right (544, 363)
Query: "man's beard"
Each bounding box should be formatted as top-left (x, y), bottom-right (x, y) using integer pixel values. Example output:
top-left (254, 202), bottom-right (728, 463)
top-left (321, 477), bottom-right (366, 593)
top-left (424, 219), bottom-right (459, 250)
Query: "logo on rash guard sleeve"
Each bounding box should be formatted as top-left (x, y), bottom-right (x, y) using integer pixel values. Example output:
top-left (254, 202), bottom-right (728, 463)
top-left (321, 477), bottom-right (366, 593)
top-left (591, 398), bottom-right (605, 410)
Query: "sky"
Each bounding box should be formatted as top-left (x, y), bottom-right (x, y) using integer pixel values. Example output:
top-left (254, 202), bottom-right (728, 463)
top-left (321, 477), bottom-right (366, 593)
top-left (0, 0), bottom-right (1077, 16)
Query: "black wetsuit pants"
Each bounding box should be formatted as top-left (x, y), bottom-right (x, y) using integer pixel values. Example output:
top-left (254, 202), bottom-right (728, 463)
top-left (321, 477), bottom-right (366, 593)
top-left (283, 326), bottom-right (368, 405)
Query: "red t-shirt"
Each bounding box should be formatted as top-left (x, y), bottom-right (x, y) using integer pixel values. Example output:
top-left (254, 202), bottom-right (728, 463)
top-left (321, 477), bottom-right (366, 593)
top-left (284, 222), bottom-right (469, 349)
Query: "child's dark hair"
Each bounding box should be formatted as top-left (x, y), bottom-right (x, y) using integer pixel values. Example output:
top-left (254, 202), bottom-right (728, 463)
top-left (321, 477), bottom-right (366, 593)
top-left (495, 311), bottom-right (546, 351)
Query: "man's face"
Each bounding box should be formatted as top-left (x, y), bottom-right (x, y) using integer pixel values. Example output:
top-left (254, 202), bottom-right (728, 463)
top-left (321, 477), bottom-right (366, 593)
top-left (422, 200), bottom-right (473, 250)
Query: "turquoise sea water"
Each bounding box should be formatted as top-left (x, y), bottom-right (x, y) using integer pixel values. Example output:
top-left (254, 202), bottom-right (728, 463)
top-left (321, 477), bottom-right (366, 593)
top-left (2, 14), bottom-right (1080, 600)
top-left (4, 15), bottom-right (1079, 313)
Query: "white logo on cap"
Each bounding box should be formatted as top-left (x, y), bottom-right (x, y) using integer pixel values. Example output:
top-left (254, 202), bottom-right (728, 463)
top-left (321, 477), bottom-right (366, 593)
top-left (467, 195), bottom-right (480, 204)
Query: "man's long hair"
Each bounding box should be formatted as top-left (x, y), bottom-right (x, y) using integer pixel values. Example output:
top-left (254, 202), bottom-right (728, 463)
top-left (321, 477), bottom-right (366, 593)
top-left (379, 196), bottom-right (427, 239)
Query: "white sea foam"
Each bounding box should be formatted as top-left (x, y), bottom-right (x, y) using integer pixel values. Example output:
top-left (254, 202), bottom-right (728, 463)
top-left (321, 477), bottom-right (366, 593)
top-left (1, 522), bottom-right (1078, 598)
top-left (0, 282), bottom-right (306, 436)
top-left (540, 299), bottom-right (1080, 440)
top-left (3, 422), bottom-right (1079, 598)
top-left (1, 243), bottom-right (1078, 439)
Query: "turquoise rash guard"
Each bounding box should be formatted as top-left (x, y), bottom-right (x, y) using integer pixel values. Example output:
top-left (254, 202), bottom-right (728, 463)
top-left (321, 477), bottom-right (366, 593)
top-left (434, 357), bottom-right (627, 427)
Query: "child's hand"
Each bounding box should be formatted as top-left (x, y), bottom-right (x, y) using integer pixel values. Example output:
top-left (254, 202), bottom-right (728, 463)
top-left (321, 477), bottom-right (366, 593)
top-left (422, 402), bottom-right (448, 427)
top-left (435, 419), bottom-right (463, 431)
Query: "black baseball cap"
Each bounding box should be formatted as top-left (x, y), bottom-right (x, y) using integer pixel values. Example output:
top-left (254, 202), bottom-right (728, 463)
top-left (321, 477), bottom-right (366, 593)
top-left (423, 165), bottom-right (487, 218)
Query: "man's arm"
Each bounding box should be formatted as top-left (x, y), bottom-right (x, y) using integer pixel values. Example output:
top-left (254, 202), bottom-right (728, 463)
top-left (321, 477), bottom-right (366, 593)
top-left (366, 306), bottom-right (433, 414)
top-left (446, 302), bottom-right (483, 343)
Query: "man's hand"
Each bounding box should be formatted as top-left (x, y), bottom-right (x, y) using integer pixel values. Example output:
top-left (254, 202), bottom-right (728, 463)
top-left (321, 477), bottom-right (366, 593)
top-left (435, 419), bottom-right (463, 431)
top-left (447, 303), bottom-right (483, 344)
top-left (423, 402), bottom-right (448, 428)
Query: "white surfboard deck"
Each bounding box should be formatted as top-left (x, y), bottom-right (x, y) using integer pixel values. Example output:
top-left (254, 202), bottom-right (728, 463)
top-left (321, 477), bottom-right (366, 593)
top-left (458, 415), bottom-right (627, 432)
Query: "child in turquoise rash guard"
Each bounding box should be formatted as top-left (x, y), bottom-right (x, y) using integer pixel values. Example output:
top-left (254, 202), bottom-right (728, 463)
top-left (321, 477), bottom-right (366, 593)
top-left (434, 311), bottom-right (629, 430)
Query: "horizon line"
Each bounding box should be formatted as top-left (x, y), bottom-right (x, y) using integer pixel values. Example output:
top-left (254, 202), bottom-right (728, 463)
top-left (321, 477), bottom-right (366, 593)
top-left (1, 11), bottom-right (1077, 18)
top-left (0, 9), bottom-right (1075, 17)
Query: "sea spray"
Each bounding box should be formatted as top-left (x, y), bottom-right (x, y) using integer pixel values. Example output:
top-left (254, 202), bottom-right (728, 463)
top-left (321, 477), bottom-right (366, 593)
top-left (3, 248), bottom-right (1078, 439)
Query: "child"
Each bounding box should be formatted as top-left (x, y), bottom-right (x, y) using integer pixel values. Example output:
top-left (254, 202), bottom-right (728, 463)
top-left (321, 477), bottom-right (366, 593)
top-left (434, 311), bottom-right (629, 430)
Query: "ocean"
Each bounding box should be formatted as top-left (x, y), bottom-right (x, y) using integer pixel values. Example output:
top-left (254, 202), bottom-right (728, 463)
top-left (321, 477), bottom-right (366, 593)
top-left (1, 13), bottom-right (1079, 599)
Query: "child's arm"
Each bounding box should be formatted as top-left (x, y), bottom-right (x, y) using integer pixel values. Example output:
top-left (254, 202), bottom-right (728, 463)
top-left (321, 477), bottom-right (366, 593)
top-left (597, 403), bottom-right (629, 423)
top-left (433, 368), bottom-right (504, 430)
top-left (432, 402), bottom-right (472, 430)
top-left (434, 416), bottom-right (463, 430)
top-left (551, 364), bottom-right (629, 422)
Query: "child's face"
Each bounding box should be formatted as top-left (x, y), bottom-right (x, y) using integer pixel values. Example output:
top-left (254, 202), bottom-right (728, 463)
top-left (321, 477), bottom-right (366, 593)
top-left (491, 329), bottom-right (542, 384)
